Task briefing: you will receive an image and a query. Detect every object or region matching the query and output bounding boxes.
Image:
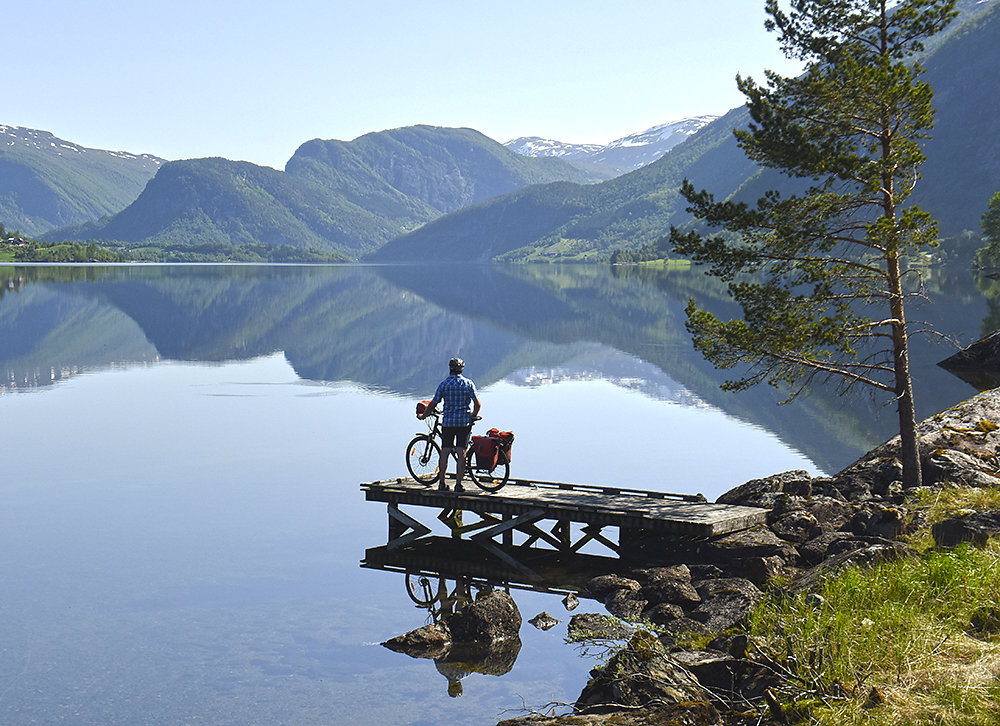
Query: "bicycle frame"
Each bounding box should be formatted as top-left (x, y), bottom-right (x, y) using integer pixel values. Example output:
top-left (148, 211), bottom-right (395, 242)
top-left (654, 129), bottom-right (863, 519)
top-left (417, 410), bottom-right (471, 461)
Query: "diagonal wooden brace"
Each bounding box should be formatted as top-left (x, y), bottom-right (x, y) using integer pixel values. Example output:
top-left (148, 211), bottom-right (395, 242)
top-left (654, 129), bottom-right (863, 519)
top-left (572, 523), bottom-right (620, 555)
top-left (386, 503), bottom-right (432, 550)
top-left (470, 508), bottom-right (546, 545)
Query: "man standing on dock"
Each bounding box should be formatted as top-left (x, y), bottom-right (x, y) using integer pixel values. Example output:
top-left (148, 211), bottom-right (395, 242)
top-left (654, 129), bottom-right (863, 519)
top-left (420, 357), bottom-right (481, 492)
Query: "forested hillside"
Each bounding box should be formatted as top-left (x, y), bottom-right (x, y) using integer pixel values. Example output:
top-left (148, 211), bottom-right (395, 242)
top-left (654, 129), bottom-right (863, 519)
top-left (373, 0), bottom-right (1000, 263)
top-left (45, 126), bottom-right (613, 257)
top-left (0, 126), bottom-right (162, 237)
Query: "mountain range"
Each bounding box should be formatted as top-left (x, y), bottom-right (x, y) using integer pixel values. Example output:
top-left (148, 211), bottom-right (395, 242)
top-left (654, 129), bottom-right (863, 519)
top-left (40, 126), bottom-right (621, 256)
top-left (6, 0), bottom-right (998, 261)
top-left (373, 0), bottom-right (1000, 262)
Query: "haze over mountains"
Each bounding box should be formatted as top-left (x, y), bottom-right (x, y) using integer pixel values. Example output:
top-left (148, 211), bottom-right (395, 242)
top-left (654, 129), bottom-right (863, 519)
top-left (4, 0), bottom-right (997, 262)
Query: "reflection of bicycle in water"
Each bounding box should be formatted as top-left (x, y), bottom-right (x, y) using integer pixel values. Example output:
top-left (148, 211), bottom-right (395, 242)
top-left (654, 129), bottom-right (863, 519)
top-left (405, 407), bottom-right (510, 492)
top-left (405, 572), bottom-right (476, 620)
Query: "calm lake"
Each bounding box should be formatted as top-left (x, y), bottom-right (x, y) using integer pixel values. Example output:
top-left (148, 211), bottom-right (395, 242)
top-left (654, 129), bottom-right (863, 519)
top-left (0, 262), bottom-right (987, 725)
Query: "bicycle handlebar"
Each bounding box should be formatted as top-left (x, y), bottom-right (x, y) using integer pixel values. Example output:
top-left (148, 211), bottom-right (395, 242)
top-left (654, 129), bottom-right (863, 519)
top-left (418, 409), bottom-right (482, 423)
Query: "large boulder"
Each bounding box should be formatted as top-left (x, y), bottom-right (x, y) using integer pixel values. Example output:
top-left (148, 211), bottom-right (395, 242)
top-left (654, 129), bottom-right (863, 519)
top-left (702, 525), bottom-right (799, 564)
top-left (834, 389), bottom-right (1000, 491)
top-left (688, 578), bottom-right (763, 633)
top-left (716, 470), bottom-right (813, 507)
top-left (382, 622), bottom-right (451, 659)
top-left (923, 449), bottom-right (1000, 488)
top-left (576, 631), bottom-right (712, 711)
top-left (447, 589), bottom-right (521, 643)
top-left (932, 510), bottom-right (1000, 547)
top-left (497, 701), bottom-right (721, 726)
top-left (604, 589), bottom-right (648, 621)
top-left (568, 612), bottom-right (636, 641)
top-left (844, 503), bottom-right (909, 539)
top-left (639, 577), bottom-right (702, 608)
top-left (583, 574), bottom-right (641, 600)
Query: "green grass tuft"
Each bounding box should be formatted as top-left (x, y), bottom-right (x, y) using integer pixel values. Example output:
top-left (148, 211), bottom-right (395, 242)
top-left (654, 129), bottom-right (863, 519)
top-left (746, 541), bottom-right (1000, 724)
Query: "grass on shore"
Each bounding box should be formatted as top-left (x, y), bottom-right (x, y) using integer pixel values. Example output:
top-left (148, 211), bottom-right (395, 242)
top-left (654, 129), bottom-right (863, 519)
top-left (746, 487), bottom-right (1000, 725)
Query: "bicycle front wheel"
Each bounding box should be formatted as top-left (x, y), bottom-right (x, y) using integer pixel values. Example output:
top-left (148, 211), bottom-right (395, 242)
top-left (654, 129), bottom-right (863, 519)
top-left (405, 572), bottom-right (446, 607)
top-left (406, 435), bottom-right (441, 484)
top-left (467, 448), bottom-right (509, 492)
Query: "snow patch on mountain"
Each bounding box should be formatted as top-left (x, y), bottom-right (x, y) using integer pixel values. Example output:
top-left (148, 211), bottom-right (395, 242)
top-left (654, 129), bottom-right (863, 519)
top-left (0, 125), bottom-right (164, 165)
top-left (504, 115), bottom-right (718, 172)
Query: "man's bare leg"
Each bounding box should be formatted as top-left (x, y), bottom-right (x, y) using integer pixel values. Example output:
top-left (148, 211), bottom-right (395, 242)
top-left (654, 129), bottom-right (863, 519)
top-left (454, 431), bottom-right (468, 492)
top-left (437, 447), bottom-right (451, 490)
top-left (455, 452), bottom-right (466, 492)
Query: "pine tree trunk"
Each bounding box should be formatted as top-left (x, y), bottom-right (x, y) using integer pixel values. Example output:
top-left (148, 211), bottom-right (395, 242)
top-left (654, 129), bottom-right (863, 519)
top-left (887, 253), bottom-right (922, 489)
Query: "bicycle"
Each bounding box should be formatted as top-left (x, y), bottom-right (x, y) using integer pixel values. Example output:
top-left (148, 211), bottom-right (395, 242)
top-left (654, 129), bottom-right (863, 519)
top-left (405, 406), bottom-right (510, 492)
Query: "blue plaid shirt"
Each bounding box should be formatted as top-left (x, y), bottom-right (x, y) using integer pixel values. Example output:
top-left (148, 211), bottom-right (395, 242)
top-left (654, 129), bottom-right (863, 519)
top-left (430, 374), bottom-right (478, 427)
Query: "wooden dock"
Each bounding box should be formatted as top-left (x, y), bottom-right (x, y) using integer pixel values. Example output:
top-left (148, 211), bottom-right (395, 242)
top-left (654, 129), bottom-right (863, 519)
top-left (362, 477), bottom-right (767, 577)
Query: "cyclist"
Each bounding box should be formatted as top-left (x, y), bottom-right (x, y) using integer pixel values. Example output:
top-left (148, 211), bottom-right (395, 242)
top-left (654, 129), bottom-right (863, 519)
top-left (419, 357), bottom-right (481, 492)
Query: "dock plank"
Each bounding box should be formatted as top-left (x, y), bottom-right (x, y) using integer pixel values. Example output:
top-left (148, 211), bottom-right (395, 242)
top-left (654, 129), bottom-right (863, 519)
top-left (363, 477), bottom-right (766, 539)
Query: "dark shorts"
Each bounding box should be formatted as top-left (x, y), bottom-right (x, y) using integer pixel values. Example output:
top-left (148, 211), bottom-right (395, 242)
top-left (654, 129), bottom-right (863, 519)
top-left (441, 425), bottom-right (472, 450)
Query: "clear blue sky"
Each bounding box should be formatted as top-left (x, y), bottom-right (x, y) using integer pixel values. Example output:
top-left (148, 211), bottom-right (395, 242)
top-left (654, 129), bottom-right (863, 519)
top-left (7, 1), bottom-right (801, 169)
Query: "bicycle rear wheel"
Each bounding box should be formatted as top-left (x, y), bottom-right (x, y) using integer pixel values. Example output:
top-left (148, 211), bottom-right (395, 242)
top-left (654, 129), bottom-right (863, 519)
top-left (406, 435), bottom-right (441, 484)
top-left (466, 448), bottom-right (509, 492)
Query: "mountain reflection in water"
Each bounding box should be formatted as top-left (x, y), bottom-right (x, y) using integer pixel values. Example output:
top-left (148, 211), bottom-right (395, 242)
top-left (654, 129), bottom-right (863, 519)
top-left (0, 262), bottom-right (982, 474)
top-left (0, 261), bottom-right (990, 726)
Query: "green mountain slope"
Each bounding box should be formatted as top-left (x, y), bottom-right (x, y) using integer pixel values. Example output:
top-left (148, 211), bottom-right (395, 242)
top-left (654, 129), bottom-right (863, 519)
top-left (373, 1), bottom-right (1000, 262)
top-left (369, 109), bottom-right (759, 262)
top-left (0, 126), bottom-right (163, 237)
top-left (46, 126), bottom-right (613, 257)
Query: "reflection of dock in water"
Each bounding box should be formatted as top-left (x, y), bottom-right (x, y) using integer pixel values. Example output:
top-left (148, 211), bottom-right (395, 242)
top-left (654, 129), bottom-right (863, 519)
top-left (363, 536), bottom-right (625, 598)
top-left (362, 477), bottom-right (767, 579)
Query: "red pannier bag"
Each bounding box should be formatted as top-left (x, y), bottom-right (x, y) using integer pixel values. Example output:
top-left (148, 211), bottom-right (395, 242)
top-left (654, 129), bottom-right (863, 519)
top-left (472, 435), bottom-right (498, 469)
top-left (416, 400), bottom-right (433, 416)
top-left (487, 428), bottom-right (515, 464)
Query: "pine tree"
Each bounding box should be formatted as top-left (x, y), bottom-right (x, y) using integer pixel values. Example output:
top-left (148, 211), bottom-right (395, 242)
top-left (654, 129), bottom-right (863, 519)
top-left (671, 0), bottom-right (958, 488)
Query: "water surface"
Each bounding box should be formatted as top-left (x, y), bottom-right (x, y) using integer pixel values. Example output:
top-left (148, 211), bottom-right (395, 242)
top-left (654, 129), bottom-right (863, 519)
top-left (0, 263), bottom-right (983, 725)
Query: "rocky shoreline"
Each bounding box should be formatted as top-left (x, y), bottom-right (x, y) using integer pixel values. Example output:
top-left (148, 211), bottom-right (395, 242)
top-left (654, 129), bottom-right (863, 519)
top-left (387, 388), bottom-right (1000, 725)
